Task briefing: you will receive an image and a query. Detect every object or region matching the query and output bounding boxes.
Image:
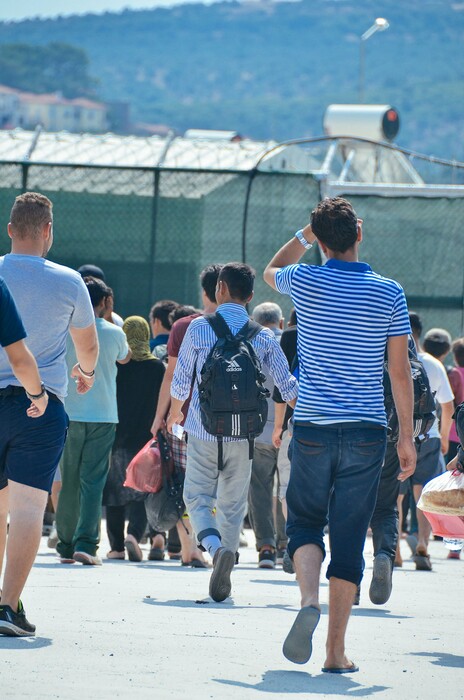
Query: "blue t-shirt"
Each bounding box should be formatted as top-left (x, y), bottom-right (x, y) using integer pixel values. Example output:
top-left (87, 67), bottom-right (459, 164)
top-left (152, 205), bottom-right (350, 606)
top-left (0, 276), bottom-right (26, 348)
top-left (0, 255), bottom-right (95, 400)
top-left (64, 317), bottom-right (129, 423)
top-left (275, 259), bottom-right (411, 426)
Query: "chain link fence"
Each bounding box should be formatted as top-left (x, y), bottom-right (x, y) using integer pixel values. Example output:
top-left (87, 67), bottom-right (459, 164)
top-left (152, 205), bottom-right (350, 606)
top-left (0, 147), bottom-right (464, 338)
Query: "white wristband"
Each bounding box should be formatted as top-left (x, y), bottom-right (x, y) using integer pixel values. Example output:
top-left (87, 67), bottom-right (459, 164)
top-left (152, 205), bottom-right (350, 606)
top-left (294, 229), bottom-right (313, 250)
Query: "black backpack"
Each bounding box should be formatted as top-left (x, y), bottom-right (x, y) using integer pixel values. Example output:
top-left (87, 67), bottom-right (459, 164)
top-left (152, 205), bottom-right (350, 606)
top-left (383, 346), bottom-right (436, 444)
top-left (198, 312), bottom-right (270, 469)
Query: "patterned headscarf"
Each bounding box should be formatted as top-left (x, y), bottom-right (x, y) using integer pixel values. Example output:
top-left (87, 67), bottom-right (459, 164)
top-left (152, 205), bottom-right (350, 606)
top-left (122, 316), bottom-right (154, 362)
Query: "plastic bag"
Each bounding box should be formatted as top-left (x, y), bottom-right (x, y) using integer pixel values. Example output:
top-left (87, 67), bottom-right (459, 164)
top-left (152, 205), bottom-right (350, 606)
top-left (417, 469), bottom-right (464, 516)
top-left (124, 439), bottom-right (162, 493)
top-left (420, 512), bottom-right (464, 539)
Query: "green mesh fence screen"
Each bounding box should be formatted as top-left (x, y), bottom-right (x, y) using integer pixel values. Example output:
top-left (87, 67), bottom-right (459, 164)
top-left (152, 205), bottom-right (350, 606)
top-left (0, 160), bottom-right (463, 341)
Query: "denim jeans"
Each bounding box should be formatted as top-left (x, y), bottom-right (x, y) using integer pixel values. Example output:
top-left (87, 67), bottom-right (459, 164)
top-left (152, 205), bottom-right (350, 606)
top-left (287, 422), bottom-right (386, 585)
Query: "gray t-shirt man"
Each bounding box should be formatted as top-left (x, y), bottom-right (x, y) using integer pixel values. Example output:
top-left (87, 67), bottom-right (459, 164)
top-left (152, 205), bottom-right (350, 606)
top-left (0, 254), bottom-right (95, 400)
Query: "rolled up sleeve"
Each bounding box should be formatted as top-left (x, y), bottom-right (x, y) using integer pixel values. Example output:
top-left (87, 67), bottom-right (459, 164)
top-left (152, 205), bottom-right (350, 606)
top-left (262, 334), bottom-right (298, 402)
top-left (171, 326), bottom-right (197, 401)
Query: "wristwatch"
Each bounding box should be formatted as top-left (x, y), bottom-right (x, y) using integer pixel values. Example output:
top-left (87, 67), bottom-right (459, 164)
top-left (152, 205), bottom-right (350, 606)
top-left (294, 229), bottom-right (313, 250)
top-left (26, 383), bottom-right (46, 400)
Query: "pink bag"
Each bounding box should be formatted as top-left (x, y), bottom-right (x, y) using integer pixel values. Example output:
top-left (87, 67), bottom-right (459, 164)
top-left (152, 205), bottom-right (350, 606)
top-left (421, 512), bottom-right (464, 539)
top-left (124, 439), bottom-right (163, 493)
top-left (417, 469), bottom-right (464, 538)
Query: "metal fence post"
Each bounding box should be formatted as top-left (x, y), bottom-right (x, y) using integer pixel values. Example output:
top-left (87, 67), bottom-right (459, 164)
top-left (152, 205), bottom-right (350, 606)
top-left (241, 168), bottom-right (257, 263)
top-left (148, 167), bottom-right (160, 307)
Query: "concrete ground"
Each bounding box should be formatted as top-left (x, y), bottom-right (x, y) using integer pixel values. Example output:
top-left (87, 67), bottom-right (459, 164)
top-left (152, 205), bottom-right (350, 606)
top-left (1, 528), bottom-right (463, 700)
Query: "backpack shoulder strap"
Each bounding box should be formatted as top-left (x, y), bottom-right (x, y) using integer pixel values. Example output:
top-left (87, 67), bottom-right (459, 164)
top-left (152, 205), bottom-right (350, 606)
top-left (205, 312), bottom-right (232, 340)
top-left (235, 319), bottom-right (262, 343)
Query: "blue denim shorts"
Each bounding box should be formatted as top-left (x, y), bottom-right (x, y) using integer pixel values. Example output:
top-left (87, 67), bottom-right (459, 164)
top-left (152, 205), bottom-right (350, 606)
top-left (0, 387), bottom-right (68, 492)
top-left (286, 421), bottom-right (387, 585)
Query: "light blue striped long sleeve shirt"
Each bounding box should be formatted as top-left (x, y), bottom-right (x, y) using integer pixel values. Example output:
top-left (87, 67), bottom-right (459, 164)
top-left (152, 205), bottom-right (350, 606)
top-left (171, 302), bottom-right (299, 441)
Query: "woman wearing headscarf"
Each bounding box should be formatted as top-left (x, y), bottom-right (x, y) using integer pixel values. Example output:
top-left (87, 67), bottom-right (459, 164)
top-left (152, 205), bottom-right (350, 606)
top-left (103, 316), bottom-right (165, 561)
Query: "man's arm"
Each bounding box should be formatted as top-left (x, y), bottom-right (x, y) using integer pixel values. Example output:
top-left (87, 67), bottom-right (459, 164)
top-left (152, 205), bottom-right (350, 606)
top-left (439, 400), bottom-right (454, 455)
top-left (4, 339), bottom-right (48, 417)
top-left (272, 401), bottom-right (287, 448)
top-left (69, 323), bottom-right (99, 393)
top-left (387, 334), bottom-right (417, 480)
top-left (151, 356), bottom-right (177, 435)
top-left (263, 223), bottom-right (315, 290)
top-left (117, 349), bottom-right (132, 365)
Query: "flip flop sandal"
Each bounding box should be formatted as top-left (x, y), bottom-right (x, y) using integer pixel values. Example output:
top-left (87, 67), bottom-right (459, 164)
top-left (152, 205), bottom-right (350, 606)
top-left (414, 553), bottom-right (432, 571)
top-left (322, 663), bottom-right (359, 674)
top-left (124, 538), bottom-right (143, 562)
top-left (283, 605), bottom-right (320, 664)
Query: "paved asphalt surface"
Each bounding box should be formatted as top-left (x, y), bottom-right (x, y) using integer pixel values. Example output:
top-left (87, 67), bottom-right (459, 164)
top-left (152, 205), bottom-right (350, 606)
top-left (1, 527), bottom-right (463, 699)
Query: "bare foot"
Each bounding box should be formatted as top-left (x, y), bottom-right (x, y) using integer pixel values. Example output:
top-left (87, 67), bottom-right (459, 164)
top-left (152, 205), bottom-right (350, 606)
top-left (323, 653), bottom-right (356, 671)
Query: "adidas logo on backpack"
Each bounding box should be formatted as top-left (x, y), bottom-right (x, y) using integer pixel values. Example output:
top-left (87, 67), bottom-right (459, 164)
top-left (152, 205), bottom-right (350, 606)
top-left (225, 359), bottom-right (242, 372)
top-left (198, 312), bottom-right (270, 469)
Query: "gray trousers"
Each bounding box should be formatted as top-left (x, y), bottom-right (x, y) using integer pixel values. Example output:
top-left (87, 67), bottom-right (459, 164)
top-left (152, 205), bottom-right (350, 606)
top-left (183, 435), bottom-right (252, 554)
top-left (248, 442), bottom-right (278, 550)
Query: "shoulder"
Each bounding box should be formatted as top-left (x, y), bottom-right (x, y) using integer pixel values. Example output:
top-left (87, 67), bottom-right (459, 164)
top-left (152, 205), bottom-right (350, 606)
top-left (98, 319), bottom-right (125, 338)
top-left (44, 260), bottom-right (83, 284)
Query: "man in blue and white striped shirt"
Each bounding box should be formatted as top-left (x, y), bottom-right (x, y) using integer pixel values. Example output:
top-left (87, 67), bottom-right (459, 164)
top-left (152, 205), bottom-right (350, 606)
top-left (168, 263), bottom-right (298, 603)
top-left (264, 197), bottom-right (416, 673)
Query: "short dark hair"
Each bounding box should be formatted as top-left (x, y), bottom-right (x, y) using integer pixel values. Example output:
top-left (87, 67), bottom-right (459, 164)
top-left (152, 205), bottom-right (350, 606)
top-left (200, 264), bottom-right (223, 303)
top-left (289, 308), bottom-right (297, 327)
top-left (409, 312), bottom-right (422, 337)
top-left (169, 305), bottom-right (199, 326)
top-left (150, 299), bottom-right (179, 330)
top-left (423, 328), bottom-right (452, 358)
top-left (452, 338), bottom-right (464, 368)
top-left (310, 197), bottom-right (358, 253)
top-left (84, 276), bottom-right (109, 309)
top-left (218, 263), bottom-right (255, 302)
top-left (10, 191), bottom-right (53, 240)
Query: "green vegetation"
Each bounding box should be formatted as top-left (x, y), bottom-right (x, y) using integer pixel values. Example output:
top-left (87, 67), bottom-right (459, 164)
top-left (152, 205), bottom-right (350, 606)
top-left (0, 0), bottom-right (462, 159)
top-left (0, 42), bottom-right (98, 97)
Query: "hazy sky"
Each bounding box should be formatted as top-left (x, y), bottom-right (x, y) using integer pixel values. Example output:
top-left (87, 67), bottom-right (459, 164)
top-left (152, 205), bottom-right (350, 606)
top-left (0, 0), bottom-right (218, 22)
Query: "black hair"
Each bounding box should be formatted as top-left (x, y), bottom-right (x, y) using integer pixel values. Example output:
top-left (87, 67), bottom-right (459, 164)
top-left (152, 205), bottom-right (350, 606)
top-left (169, 305), bottom-right (199, 326)
top-left (452, 338), bottom-right (464, 368)
top-left (310, 197), bottom-right (358, 253)
top-left (218, 262), bottom-right (255, 302)
top-left (289, 308), bottom-right (297, 327)
top-left (200, 264), bottom-right (223, 303)
top-left (150, 299), bottom-right (179, 330)
top-left (84, 276), bottom-right (109, 308)
top-left (408, 312), bottom-right (422, 337)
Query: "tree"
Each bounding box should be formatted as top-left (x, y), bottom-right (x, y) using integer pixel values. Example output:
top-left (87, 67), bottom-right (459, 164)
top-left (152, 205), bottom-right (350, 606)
top-left (0, 42), bottom-right (98, 97)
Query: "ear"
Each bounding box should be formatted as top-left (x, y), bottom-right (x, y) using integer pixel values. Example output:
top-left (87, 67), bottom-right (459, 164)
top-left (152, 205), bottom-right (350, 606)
top-left (246, 290), bottom-right (254, 304)
top-left (7, 223), bottom-right (13, 240)
top-left (357, 219), bottom-right (363, 243)
top-left (279, 319), bottom-right (284, 330)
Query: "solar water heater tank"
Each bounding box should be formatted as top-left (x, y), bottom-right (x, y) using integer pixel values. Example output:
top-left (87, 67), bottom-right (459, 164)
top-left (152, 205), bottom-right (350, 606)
top-left (323, 104), bottom-right (400, 142)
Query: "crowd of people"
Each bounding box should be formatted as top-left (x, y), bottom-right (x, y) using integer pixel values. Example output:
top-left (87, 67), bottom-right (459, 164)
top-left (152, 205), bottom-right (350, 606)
top-left (0, 192), bottom-right (461, 673)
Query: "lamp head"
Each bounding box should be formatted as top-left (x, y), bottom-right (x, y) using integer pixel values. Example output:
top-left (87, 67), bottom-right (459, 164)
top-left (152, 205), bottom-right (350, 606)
top-left (375, 17), bottom-right (390, 31)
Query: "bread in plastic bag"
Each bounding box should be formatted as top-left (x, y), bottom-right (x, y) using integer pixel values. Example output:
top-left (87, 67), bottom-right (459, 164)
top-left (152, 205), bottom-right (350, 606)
top-left (417, 469), bottom-right (464, 516)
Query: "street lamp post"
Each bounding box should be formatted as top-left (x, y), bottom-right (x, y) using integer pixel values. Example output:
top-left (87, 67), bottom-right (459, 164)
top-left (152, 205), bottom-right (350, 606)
top-left (359, 17), bottom-right (390, 103)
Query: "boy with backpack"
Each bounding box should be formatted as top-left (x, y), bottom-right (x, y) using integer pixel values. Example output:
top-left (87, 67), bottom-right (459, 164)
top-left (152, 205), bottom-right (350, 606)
top-left (168, 263), bottom-right (298, 602)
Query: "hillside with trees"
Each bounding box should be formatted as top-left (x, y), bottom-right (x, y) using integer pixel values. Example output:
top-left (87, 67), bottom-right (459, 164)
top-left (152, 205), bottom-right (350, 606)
top-left (0, 0), bottom-right (462, 159)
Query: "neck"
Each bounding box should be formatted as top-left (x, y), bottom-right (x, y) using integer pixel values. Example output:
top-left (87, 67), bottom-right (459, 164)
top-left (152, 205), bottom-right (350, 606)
top-left (325, 247), bottom-right (358, 262)
top-left (11, 240), bottom-right (44, 257)
top-left (203, 301), bottom-right (218, 314)
top-left (218, 297), bottom-right (246, 308)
